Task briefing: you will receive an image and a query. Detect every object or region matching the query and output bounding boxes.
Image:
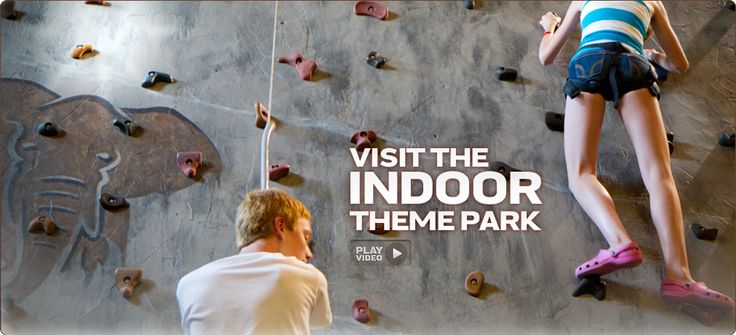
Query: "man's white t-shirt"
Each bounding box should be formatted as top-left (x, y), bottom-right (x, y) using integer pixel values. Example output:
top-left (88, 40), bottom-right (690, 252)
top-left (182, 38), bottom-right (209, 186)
top-left (176, 252), bottom-right (332, 335)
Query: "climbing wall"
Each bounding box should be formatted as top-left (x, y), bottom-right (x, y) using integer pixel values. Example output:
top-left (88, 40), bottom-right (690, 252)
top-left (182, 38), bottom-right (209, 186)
top-left (1, 1), bottom-right (735, 334)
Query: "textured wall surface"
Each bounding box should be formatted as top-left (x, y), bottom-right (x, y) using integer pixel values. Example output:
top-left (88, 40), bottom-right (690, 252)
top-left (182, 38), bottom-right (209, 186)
top-left (1, 1), bottom-right (735, 334)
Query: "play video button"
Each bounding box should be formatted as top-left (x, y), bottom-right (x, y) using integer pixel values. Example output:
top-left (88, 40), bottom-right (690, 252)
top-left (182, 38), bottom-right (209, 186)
top-left (349, 240), bottom-right (411, 266)
top-left (386, 242), bottom-right (408, 265)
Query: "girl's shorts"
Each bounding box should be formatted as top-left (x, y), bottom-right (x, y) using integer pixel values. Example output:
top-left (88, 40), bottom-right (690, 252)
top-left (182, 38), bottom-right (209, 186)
top-left (564, 42), bottom-right (660, 109)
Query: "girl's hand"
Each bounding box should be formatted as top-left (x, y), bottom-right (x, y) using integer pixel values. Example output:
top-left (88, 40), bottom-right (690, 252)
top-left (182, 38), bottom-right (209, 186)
top-left (539, 12), bottom-right (561, 32)
top-left (644, 48), bottom-right (665, 63)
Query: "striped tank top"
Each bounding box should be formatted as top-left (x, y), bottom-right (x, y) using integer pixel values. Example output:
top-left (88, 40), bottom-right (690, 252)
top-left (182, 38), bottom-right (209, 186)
top-left (572, 1), bottom-right (652, 60)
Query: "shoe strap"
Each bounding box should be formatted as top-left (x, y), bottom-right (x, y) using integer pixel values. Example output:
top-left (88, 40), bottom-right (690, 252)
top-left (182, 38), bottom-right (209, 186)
top-left (610, 242), bottom-right (639, 257)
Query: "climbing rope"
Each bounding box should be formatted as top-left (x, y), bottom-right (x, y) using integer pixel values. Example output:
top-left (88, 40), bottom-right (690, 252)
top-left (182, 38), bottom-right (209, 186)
top-left (267, 1), bottom-right (279, 114)
top-left (260, 1), bottom-right (279, 190)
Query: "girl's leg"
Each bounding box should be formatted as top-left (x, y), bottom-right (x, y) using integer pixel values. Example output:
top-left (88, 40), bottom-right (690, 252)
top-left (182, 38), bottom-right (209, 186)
top-left (565, 92), bottom-right (633, 248)
top-left (617, 88), bottom-right (693, 283)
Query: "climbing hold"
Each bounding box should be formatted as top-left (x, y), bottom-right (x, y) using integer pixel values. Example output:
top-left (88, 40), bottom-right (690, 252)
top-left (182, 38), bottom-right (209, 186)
top-left (726, 0), bottom-right (735, 11)
top-left (36, 122), bottom-right (60, 137)
top-left (254, 101), bottom-right (269, 129)
top-left (354, 1), bottom-right (388, 20)
top-left (369, 222), bottom-right (388, 235)
top-left (112, 118), bottom-right (140, 136)
top-left (352, 299), bottom-right (371, 323)
top-left (465, 271), bottom-right (484, 297)
top-left (141, 71), bottom-right (175, 88)
top-left (572, 274), bottom-right (606, 301)
top-left (366, 51), bottom-right (387, 69)
top-left (84, 0), bottom-right (106, 5)
top-left (277, 52), bottom-right (318, 81)
top-left (99, 193), bottom-right (128, 211)
top-left (1, 0), bottom-right (16, 20)
top-left (495, 67), bottom-right (518, 81)
top-left (269, 163), bottom-right (290, 181)
top-left (666, 131), bottom-right (674, 154)
top-left (544, 112), bottom-right (564, 132)
top-left (718, 132), bottom-right (735, 147)
top-left (652, 62), bottom-right (668, 81)
top-left (351, 130), bottom-right (377, 152)
top-left (488, 161), bottom-right (518, 181)
top-left (115, 267), bottom-right (143, 298)
top-left (177, 152), bottom-right (203, 178)
top-left (464, 0), bottom-right (475, 9)
top-left (96, 152), bottom-right (112, 162)
top-left (369, 225), bottom-right (388, 235)
top-left (690, 223), bottom-right (718, 241)
top-left (70, 44), bottom-right (93, 59)
top-left (27, 216), bottom-right (58, 235)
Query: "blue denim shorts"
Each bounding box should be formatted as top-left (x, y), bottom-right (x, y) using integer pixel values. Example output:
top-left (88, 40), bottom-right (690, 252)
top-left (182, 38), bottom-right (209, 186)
top-left (564, 43), bottom-right (660, 108)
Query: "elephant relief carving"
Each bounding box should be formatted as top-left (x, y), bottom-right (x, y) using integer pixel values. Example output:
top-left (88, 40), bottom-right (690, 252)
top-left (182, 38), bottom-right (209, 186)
top-left (0, 78), bottom-right (221, 306)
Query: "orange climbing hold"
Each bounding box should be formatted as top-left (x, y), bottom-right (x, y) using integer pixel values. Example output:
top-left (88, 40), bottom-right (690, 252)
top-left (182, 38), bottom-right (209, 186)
top-left (28, 216), bottom-right (58, 235)
top-left (70, 44), bottom-right (93, 59)
top-left (115, 267), bottom-right (143, 298)
top-left (465, 271), bottom-right (484, 297)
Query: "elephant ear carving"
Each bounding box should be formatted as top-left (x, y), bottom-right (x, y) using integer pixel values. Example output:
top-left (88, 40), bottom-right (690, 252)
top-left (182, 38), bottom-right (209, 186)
top-left (0, 78), bottom-right (221, 303)
top-left (109, 106), bottom-right (222, 197)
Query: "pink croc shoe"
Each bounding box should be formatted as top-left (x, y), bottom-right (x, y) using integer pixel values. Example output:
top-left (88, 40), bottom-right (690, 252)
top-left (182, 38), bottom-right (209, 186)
top-left (575, 241), bottom-right (643, 279)
top-left (661, 279), bottom-right (735, 311)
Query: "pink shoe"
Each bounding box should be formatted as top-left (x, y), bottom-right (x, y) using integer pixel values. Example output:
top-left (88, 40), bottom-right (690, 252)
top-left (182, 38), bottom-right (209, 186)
top-left (661, 279), bottom-right (735, 311)
top-left (575, 242), bottom-right (643, 279)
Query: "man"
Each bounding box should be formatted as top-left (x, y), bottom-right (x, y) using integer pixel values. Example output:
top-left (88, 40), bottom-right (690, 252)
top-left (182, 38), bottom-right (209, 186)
top-left (177, 189), bottom-right (333, 334)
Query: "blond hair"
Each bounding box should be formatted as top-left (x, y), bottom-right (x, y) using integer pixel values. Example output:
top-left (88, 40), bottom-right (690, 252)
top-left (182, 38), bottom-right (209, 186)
top-left (235, 189), bottom-right (311, 250)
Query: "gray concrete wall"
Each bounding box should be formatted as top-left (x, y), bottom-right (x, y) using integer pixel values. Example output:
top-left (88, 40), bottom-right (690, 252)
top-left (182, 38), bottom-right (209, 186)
top-left (1, 1), bottom-right (734, 334)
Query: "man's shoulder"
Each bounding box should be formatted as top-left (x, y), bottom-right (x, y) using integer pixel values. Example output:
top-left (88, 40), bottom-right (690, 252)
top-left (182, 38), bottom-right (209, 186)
top-left (179, 252), bottom-right (323, 283)
top-left (271, 255), bottom-right (325, 279)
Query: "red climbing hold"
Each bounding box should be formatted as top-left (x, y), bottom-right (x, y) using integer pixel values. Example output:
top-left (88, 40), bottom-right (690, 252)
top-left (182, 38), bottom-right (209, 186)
top-left (269, 163), bottom-right (290, 181)
top-left (277, 52), bottom-right (318, 81)
top-left (255, 101), bottom-right (269, 129)
top-left (352, 299), bottom-right (371, 323)
top-left (351, 130), bottom-right (377, 152)
top-left (354, 1), bottom-right (389, 20)
top-left (177, 152), bottom-right (203, 178)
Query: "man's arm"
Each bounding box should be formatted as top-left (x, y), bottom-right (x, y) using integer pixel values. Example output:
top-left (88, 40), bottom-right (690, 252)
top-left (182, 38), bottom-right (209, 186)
top-left (310, 272), bottom-right (333, 329)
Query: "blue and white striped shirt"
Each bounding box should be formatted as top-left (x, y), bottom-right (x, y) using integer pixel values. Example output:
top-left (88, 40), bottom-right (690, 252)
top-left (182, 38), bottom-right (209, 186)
top-left (573, 1), bottom-right (652, 60)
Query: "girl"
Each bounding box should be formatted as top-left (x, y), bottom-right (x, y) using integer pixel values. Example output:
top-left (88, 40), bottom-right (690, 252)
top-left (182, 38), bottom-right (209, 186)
top-left (537, 1), bottom-right (734, 325)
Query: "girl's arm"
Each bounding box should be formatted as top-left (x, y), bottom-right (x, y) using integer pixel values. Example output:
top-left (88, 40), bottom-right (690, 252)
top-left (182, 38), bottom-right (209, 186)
top-left (539, 1), bottom-right (583, 66)
top-left (647, 1), bottom-right (689, 73)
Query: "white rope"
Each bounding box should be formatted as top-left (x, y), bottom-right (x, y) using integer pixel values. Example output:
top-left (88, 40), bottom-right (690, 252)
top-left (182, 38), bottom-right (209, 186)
top-left (267, 1), bottom-right (279, 113)
top-left (260, 1), bottom-right (279, 190)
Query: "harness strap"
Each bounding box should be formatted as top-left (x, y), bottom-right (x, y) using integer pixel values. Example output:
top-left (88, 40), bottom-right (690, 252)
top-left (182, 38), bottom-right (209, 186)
top-left (609, 57), bottom-right (621, 109)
